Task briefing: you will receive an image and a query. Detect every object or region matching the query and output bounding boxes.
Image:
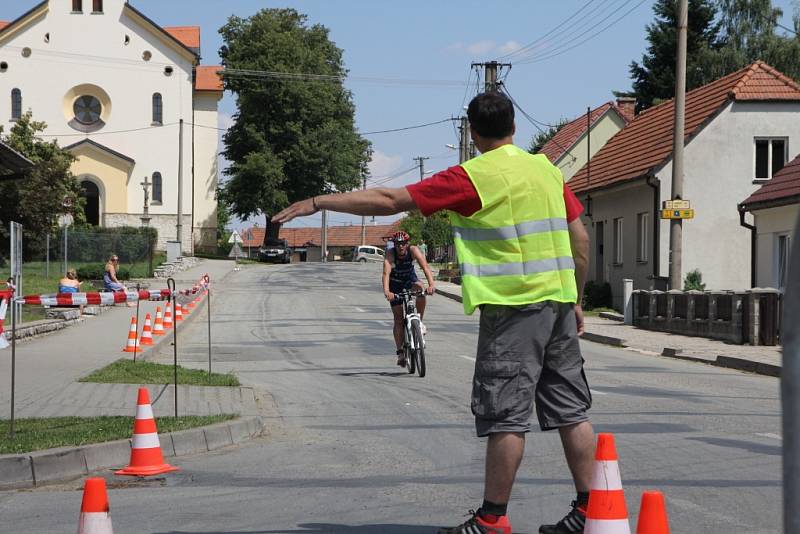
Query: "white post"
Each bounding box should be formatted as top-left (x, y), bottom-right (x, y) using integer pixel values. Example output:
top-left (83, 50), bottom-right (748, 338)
top-left (623, 278), bottom-right (634, 325)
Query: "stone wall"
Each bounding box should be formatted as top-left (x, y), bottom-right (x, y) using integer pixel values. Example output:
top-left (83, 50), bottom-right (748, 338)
top-left (104, 213), bottom-right (193, 253)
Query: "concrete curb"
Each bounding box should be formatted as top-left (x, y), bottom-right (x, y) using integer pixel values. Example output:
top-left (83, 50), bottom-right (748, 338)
top-left (580, 332), bottom-right (626, 347)
top-left (715, 355), bottom-right (781, 377)
top-left (0, 416), bottom-right (265, 490)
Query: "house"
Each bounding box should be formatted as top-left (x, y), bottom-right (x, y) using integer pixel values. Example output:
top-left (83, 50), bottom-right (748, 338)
top-left (739, 154), bottom-right (800, 290)
top-left (0, 0), bottom-right (223, 253)
top-left (568, 62), bottom-right (800, 309)
top-left (276, 221), bottom-right (402, 262)
top-left (241, 226), bottom-right (265, 258)
top-left (538, 97), bottom-right (634, 182)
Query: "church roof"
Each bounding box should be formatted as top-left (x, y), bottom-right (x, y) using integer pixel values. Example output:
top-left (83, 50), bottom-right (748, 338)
top-left (164, 26), bottom-right (201, 56)
top-left (195, 66), bottom-right (223, 92)
top-left (0, 1), bottom-right (47, 39)
top-left (64, 139), bottom-right (135, 166)
top-left (0, 141), bottom-right (33, 182)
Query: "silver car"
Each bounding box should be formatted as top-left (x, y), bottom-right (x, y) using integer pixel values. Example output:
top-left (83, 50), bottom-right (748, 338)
top-left (353, 245), bottom-right (385, 263)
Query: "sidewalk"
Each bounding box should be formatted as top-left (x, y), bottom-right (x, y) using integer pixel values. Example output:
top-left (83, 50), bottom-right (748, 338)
top-left (0, 259), bottom-right (271, 488)
top-left (434, 281), bottom-right (782, 377)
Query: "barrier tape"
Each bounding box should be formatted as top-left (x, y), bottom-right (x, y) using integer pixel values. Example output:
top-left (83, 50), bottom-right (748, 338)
top-left (0, 274), bottom-right (210, 348)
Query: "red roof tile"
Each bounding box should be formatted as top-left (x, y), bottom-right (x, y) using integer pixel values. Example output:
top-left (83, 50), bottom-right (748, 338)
top-left (279, 221), bottom-right (403, 248)
top-left (195, 65), bottom-right (223, 92)
top-left (241, 227), bottom-right (265, 248)
top-left (741, 154), bottom-right (800, 208)
top-left (569, 62), bottom-right (800, 194)
top-left (164, 26), bottom-right (200, 50)
top-left (0, 22), bottom-right (9, 31)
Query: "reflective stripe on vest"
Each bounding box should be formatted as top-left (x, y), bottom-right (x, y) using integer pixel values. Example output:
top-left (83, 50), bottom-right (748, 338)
top-left (451, 144), bottom-right (577, 314)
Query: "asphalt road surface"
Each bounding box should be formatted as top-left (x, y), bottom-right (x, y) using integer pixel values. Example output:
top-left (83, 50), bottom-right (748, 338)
top-left (0, 262), bottom-right (782, 533)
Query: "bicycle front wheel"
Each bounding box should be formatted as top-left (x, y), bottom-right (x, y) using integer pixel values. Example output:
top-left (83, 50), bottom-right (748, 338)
top-left (411, 318), bottom-right (425, 378)
top-left (405, 328), bottom-right (415, 374)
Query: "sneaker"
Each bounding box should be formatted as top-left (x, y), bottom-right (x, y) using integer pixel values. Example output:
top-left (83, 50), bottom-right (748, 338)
top-left (539, 500), bottom-right (586, 533)
top-left (438, 510), bottom-right (512, 534)
top-left (396, 349), bottom-right (406, 368)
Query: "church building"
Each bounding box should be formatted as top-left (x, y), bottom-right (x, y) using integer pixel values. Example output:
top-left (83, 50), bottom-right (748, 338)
top-left (0, 0), bottom-right (222, 253)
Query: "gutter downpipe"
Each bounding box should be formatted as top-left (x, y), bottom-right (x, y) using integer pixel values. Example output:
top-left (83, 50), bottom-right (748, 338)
top-left (738, 204), bottom-right (756, 288)
top-left (646, 174), bottom-right (660, 279)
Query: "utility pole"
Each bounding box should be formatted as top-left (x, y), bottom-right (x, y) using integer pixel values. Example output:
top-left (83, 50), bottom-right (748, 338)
top-left (458, 117), bottom-right (469, 163)
top-left (177, 118), bottom-right (184, 254)
top-left (669, 0), bottom-right (688, 289)
top-left (413, 156), bottom-right (430, 182)
top-left (321, 209), bottom-right (328, 263)
top-left (471, 61), bottom-right (511, 92)
top-left (360, 175), bottom-right (367, 246)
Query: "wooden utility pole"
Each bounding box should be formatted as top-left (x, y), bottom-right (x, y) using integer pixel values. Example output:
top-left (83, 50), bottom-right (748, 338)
top-left (321, 209), bottom-right (328, 263)
top-left (471, 61), bottom-right (511, 92)
top-left (669, 0), bottom-right (688, 289)
top-left (413, 156), bottom-right (430, 182)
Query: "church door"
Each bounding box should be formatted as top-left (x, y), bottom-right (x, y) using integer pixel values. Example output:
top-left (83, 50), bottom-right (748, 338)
top-left (81, 180), bottom-right (100, 226)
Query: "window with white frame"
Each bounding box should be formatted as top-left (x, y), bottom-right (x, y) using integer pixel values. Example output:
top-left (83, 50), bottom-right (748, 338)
top-left (777, 234), bottom-right (791, 289)
top-left (637, 212), bottom-right (649, 262)
top-left (754, 137), bottom-right (787, 180)
top-left (613, 217), bottom-right (624, 265)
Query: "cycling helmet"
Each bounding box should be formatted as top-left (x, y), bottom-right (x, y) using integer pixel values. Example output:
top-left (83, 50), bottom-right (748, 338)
top-left (392, 231), bottom-right (410, 243)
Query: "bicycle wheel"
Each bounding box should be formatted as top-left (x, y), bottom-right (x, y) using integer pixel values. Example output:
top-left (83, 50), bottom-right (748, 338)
top-left (405, 327), bottom-right (415, 374)
top-left (411, 318), bottom-right (426, 377)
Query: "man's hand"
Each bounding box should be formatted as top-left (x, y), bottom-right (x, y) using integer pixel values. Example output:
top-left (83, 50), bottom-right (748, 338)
top-left (426, 283), bottom-right (435, 295)
top-left (272, 198), bottom-right (318, 224)
top-left (384, 291), bottom-right (395, 302)
top-left (574, 304), bottom-right (585, 336)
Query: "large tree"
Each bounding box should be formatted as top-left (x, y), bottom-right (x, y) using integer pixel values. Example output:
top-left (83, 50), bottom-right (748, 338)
top-left (527, 118), bottom-right (568, 155)
top-left (0, 112), bottom-right (83, 256)
top-left (629, 0), bottom-right (725, 112)
top-left (219, 9), bottom-right (371, 241)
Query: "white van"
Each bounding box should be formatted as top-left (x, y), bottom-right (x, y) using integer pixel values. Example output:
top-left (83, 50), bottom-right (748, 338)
top-left (353, 245), bottom-right (385, 263)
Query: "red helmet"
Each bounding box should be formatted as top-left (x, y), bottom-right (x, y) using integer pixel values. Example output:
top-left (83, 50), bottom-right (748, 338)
top-left (392, 231), bottom-right (410, 243)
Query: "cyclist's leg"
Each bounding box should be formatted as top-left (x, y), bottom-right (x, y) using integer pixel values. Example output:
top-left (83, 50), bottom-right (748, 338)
top-left (390, 303), bottom-right (404, 351)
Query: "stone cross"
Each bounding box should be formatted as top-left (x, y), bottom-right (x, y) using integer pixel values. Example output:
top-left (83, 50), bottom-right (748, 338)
top-left (140, 175), bottom-right (152, 227)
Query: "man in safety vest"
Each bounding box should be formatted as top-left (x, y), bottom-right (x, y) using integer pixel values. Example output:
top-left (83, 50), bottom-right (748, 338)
top-left (274, 91), bottom-right (594, 534)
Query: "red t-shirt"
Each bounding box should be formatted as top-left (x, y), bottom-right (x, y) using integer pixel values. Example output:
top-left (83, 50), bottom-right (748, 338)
top-left (406, 164), bottom-right (584, 221)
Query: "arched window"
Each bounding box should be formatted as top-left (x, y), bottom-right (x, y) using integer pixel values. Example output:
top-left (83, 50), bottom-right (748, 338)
top-left (11, 89), bottom-right (21, 120)
top-left (72, 0), bottom-right (82, 13)
top-left (152, 93), bottom-right (163, 124)
top-left (152, 172), bottom-right (163, 204)
top-left (92, 0), bottom-right (103, 13)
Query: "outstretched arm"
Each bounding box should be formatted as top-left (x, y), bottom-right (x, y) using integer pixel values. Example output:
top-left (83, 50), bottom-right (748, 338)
top-left (273, 187), bottom-right (416, 224)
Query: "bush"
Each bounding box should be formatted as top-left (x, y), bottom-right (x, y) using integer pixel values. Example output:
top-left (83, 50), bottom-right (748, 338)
top-left (583, 280), bottom-right (613, 310)
top-left (77, 264), bottom-right (130, 281)
top-left (683, 269), bottom-right (706, 291)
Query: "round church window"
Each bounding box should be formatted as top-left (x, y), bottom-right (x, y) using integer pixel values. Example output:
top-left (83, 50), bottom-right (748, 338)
top-left (73, 95), bottom-right (102, 125)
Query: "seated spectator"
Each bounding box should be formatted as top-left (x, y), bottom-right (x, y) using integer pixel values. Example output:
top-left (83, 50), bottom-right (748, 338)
top-left (58, 269), bottom-right (81, 293)
top-left (104, 254), bottom-right (134, 307)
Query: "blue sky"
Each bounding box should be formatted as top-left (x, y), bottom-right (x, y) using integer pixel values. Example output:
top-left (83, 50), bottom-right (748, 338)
top-left (3, 1), bottom-right (799, 230)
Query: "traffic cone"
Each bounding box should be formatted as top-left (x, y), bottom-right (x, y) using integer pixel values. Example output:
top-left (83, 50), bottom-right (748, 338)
top-left (115, 387), bottom-right (179, 477)
top-left (636, 491), bottom-right (669, 534)
top-left (77, 477), bottom-right (113, 534)
top-left (139, 313), bottom-right (153, 346)
top-left (152, 306), bottom-right (165, 336)
top-left (174, 303), bottom-right (184, 322)
top-left (187, 293), bottom-right (197, 309)
top-left (163, 302), bottom-right (173, 330)
top-left (121, 317), bottom-right (141, 353)
top-left (585, 433), bottom-right (631, 533)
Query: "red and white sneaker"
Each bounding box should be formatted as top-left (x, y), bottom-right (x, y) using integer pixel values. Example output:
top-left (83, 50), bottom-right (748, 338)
top-left (437, 510), bottom-right (512, 534)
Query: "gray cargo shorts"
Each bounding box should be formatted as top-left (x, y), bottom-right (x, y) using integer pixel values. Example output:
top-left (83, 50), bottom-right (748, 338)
top-left (471, 301), bottom-right (592, 436)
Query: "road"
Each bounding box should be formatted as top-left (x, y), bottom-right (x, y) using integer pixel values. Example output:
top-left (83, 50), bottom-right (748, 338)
top-left (0, 262), bottom-right (782, 533)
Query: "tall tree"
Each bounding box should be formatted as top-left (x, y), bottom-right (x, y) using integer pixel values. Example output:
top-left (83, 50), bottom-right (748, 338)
top-left (527, 118), bottom-right (568, 155)
top-left (629, 0), bottom-right (724, 112)
top-left (219, 9), bottom-right (371, 241)
top-left (0, 112), bottom-right (83, 256)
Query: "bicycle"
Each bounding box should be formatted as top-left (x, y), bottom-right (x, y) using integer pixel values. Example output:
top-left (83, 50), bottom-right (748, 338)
top-left (397, 289), bottom-right (427, 377)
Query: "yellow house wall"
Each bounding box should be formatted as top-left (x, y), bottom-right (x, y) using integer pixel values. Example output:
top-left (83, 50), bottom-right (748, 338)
top-left (69, 146), bottom-right (131, 216)
top-left (557, 112), bottom-right (627, 182)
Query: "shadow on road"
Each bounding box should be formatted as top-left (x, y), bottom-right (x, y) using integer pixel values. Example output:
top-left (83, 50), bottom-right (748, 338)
top-left (153, 523), bottom-right (452, 533)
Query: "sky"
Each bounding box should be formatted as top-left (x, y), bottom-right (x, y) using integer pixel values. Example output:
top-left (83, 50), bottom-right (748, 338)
top-left (3, 0), bottom-right (799, 231)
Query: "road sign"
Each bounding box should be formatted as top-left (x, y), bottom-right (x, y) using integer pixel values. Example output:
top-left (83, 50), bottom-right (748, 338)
top-left (663, 199), bottom-right (691, 210)
top-left (661, 209), bottom-right (694, 219)
top-left (228, 230), bottom-right (243, 244)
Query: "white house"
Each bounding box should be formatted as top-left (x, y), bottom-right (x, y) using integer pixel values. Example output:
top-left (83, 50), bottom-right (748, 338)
top-left (739, 153), bottom-right (800, 290)
top-left (0, 0), bottom-right (223, 253)
top-left (568, 62), bottom-right (800, 309)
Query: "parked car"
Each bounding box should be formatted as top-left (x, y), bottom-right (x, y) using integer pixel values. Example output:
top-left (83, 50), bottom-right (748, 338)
top-left (259, 239), bottom-right (292, 264)
top-left (353, 245), bottom-right (385, 263)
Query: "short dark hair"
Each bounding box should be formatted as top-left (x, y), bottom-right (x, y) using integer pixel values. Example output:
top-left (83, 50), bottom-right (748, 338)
top-left (467, 92), bottom-right (514, 139)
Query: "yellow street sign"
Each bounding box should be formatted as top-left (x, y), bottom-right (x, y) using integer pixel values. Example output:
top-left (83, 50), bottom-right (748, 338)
top-left (661, 209), bottom-right (694, 219)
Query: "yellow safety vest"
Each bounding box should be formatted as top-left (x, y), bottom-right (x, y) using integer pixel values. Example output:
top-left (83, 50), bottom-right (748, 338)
top-left (450, 144), bottom-right (577, 314)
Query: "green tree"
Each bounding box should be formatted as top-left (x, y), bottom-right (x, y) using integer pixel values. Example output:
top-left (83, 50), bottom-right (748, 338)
top-left (629, 0), bottom-right (724, 112)
top-left (527, 118), bottom-right (569, 155)
top-left (399, 212), bottom-right (424, 243)
top-left (0, 112), bottom-right (83, 256)
top-left (421, 212), bottom-right (452, 249)
top-left (219, 9), bottom-right (371, 242)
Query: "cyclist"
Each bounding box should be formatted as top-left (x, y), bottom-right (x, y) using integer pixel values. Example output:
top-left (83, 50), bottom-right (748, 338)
top-left (383, 231), bottom-right (435, 367)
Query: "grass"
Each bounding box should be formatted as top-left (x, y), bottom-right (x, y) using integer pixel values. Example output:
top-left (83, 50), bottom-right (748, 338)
top-left (80, 359), bottom-right (240, 387)
top-left (0, 414), bottom-right (236, 454)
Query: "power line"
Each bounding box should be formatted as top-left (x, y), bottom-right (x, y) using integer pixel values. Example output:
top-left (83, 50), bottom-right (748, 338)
top-left (223, 68), bottom-right (468, 88)
top-left (361, 118), bottom-right (452, 135)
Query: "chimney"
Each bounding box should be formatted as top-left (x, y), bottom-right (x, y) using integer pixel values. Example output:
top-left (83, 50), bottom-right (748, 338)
top-left (616, 97), bottom-right (636, 122)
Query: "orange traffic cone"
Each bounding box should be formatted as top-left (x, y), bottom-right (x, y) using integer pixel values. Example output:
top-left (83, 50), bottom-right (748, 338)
top-left (636, 491), bottom-right (669, 534)
top-left (174, 303), bottom-right (184, 322)
top-left (163, 302), bottom-right (173, 330)
top-left (152, 306), bottom-right (165, 336)
top-left (585, 433), bottom-right (631, 533)
top-left (122, 316), bottom-right (141, 353)
top-left (187, 293), bottom-right (197, 309)
top-left (139, 313), bottom-right (153, 346)
top-left (77, 477), bottom-right (113, 534)
top-left (115, 387), bottom-right (179, 477)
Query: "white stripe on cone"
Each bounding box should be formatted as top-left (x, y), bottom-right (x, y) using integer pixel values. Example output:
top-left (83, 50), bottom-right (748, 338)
top-left (77, 512), bottom-right (113, 534)
top-left (135, 404), bottom-right (154, 420)
top-left (585, 518), bottom-right (631, 534)
top-left (590, 460), bottom-right (623, 491)
top-left (131, 432), bottom-right (161, 449)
